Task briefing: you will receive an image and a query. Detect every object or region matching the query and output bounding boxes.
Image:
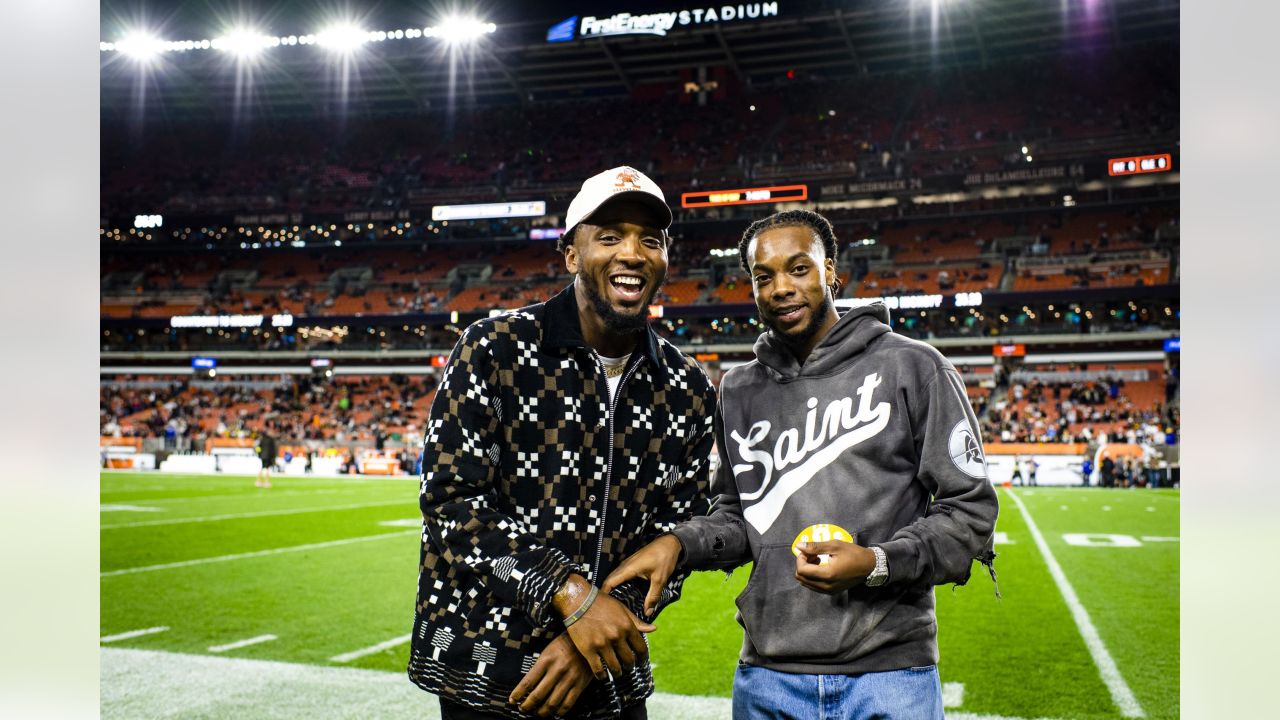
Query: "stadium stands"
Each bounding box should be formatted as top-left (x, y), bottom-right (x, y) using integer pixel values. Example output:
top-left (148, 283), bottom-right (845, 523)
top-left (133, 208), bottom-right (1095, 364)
top-left (99, 25), bottom-right (1179, 471)
top-left (101, 201), bottom-right (1178, 325)
top-left (101, 44), bottom-right (1176, 225)
top-left (101, 357), bottom-right (1179, 459)
top-left (978, 361), bottom-right (1177, 445)
top-left (101, 374), bottom-right (437, 447)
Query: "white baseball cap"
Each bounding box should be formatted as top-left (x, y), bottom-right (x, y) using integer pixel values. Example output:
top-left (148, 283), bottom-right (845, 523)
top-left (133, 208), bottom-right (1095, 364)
top-left (563, 166), bottom-right (673, 238)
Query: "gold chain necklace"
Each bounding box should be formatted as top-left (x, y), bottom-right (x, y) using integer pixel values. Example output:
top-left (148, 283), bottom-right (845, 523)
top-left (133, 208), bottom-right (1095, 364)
top-left (597, 352), bottom-right (630, 379)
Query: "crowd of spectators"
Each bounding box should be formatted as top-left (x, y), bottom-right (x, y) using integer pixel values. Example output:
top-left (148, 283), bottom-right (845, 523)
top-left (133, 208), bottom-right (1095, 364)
top-left (1093, 454), bottom-right (1170, 489)
top-left (975, 363), bottom-right (1179, 446)
top-left (101, 358), bottom-right (1180, 459)
top-left (100, 374), bottom-right (438, 449)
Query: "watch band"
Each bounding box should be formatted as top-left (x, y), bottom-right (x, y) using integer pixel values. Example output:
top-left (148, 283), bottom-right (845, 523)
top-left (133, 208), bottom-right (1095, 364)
top-left (865, 545), bottom-right (889, 587)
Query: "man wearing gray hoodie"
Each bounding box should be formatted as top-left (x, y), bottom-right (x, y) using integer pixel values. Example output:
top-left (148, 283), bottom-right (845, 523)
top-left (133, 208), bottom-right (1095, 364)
top-left (604, 210), bottom-right (998, 719)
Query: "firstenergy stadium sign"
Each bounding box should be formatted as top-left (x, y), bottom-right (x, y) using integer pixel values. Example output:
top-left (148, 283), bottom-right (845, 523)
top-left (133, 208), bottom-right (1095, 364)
top-left (547, 3), bottom-right (780, 42)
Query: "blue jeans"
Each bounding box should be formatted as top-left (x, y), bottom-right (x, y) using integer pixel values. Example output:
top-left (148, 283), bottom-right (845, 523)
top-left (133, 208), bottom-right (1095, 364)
top-left (732, 662), bottom-right (943, 720)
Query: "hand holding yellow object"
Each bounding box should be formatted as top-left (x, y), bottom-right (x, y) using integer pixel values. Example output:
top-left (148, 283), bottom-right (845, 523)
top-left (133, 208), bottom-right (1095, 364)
top-left (791, 523), bottom-right (854, 564)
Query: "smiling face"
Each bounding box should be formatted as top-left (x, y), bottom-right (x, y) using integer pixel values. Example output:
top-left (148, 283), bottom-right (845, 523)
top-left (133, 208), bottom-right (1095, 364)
top-left (564, 198), bottom-right (669, 352)
top-left (746, 225), bottom-right (840, 361)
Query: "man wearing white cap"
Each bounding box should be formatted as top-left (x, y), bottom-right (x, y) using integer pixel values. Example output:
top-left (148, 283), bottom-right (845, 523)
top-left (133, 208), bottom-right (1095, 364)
top-left (408, 166), bottom-right (717, 719)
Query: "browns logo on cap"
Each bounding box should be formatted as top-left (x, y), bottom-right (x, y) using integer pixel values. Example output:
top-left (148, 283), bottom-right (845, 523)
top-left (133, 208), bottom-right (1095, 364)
top-left (564, 165), bottom-right (673, 238)
top-left (614, 168), bottom-right (642, 192)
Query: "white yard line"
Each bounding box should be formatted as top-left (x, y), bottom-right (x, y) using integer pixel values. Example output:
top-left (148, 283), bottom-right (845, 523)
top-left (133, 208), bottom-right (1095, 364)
top-left (100, 468), bottom-right (416, 482)
top-left (100, 504), bottom-right (166, 513)
top-left (101, 647), bottom-right (1069, 720)
top-left (1140, 536), bottom-right (1179, 542)
top-left (949, 714), bottom-right (1066, 720)
top-left (1004, 489), bottom-right (1146, 718)
top-left (210, 635), bottom-right (278, 653)
top-left (101, 530), bottom-right (418, 577)
top-left (104, 488), bottom-right (349, 504)
top-left (329, 634), bottom-right (413, 663)
top-left (378, 519), bottom-right (422, 528)
top-left (943, 682), bottom-right (965, 708)
top-left (101, 626), bottom-right (169, 643)
top-left (101, 499), bottom-right (410, 529)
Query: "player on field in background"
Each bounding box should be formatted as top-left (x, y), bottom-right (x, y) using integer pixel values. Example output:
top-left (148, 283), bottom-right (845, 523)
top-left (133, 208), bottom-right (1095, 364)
top-left (408, 166), bottom-right (717, 719)
top-left (605, 209), bottom-right (999, 719)
top-left (254, 426), bottom-right (276, 488)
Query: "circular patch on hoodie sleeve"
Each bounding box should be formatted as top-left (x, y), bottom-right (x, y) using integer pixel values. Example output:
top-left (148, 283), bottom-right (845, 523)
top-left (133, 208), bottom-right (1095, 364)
top-left (948, 420), bottom-right (988, 478)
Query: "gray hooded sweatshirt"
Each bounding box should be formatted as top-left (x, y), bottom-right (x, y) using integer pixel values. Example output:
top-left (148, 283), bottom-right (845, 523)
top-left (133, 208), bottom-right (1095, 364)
top-left (671, 303), bottom-right (998, 674)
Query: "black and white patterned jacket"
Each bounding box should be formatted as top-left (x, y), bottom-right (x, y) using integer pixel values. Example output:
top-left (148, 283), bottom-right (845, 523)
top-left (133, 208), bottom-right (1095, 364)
top-left (408, 284), bottom-right (717, 718)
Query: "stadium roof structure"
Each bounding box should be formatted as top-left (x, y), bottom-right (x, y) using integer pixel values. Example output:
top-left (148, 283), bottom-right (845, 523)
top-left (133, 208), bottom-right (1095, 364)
top-left (100, 0), bottom-right (1179, 120)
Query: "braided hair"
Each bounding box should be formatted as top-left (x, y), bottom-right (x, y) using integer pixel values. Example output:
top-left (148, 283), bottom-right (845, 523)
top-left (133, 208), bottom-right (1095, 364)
top-left (737, 209), bottom-right (840, 294)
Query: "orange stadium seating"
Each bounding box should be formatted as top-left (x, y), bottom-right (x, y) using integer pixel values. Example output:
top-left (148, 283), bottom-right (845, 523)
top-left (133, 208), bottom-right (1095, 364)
top-left (103, 374), bottom-right (439, 443)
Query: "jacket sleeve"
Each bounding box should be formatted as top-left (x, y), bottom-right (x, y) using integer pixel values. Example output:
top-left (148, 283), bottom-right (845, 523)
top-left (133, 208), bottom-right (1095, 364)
top-left (419, 322), bottom-right (575, 629)
top-left (608, 373), bottom-right (719, 620)
top-left (878, 365), bottom-right (999, 589)
top-left (669, 404), bottom-right (754, 573)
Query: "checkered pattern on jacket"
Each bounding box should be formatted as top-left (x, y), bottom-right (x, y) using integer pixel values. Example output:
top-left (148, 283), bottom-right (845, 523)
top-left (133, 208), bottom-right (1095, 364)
top-left (408, 285), bottom-right (717, 719)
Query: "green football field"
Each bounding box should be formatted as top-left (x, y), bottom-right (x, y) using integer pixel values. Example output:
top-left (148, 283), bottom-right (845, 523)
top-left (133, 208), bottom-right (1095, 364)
top-left (100, 471), bottom-right (1179, 719)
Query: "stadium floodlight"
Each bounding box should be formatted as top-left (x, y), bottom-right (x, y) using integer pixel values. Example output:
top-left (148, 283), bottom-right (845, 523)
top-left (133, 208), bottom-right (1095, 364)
top-left (116, 32), bottom-right (166, 61)
top-left (315, 23), bottom-right (370, 52)
top-left (425, 16), bottom-right (497, 43)
top-left (211, 29), bottom-right (275, 59)
top-left (103, 19), bottom-right (498, 54)
top-left (102, 19), bottom-right (499, 55)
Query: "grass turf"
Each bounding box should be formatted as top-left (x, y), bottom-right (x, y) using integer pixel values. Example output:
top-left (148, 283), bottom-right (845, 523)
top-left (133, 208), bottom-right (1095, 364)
top-left (101, 472), bottom-right (1178, 718)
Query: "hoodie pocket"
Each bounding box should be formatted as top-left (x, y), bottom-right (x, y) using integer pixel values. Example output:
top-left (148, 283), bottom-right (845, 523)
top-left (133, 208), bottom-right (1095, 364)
top-left (735, 544), bottom-right (854, 662)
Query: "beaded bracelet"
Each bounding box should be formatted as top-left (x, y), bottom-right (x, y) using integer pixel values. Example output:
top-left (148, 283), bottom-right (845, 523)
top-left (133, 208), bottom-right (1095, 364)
top-left (562, 585), bottom-right (599, 628)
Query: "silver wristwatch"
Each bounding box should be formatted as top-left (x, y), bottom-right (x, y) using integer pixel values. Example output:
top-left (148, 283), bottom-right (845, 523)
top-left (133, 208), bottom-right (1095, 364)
top-left (865, 545), bottom-right (889, 587)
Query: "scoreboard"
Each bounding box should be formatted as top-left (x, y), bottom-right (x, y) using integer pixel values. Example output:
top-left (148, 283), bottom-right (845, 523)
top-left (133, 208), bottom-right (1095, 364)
top-left (681, 184), bottom-right (808, 208)
top-left (1107, 153), bottom-right (1173, 176)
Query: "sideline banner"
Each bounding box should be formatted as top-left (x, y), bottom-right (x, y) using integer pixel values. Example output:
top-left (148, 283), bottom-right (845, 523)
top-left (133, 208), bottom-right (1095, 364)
top-left (985, 453), bottom-right (1083, 487)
